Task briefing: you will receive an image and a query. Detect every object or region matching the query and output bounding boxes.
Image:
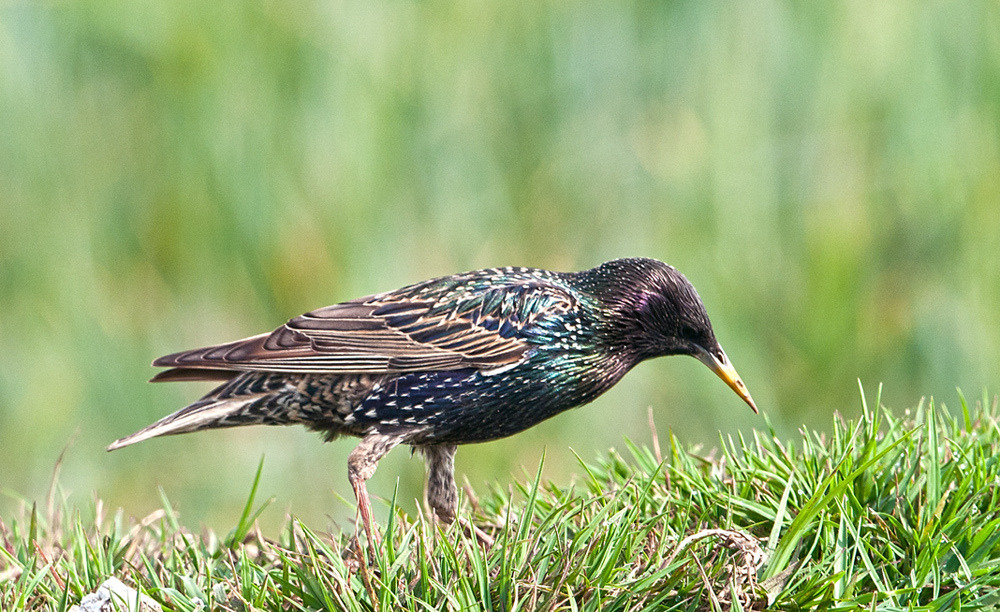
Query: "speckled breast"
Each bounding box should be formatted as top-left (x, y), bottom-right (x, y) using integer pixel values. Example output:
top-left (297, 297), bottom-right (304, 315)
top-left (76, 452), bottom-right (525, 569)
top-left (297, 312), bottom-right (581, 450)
top-left (342, 350), bottom-right (631, 445)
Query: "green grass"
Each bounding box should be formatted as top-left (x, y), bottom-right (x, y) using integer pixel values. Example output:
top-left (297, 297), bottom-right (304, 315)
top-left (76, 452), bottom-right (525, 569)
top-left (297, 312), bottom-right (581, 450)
top-left (4, 385), bottom-right (1000, 611)
top-left (4, 0), bottom-right (1000, 521)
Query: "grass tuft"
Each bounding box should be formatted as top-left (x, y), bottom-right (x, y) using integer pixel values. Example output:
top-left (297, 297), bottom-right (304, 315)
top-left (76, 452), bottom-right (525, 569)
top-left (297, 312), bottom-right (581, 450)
top-left (4, 390), bottom-right (1000, 610)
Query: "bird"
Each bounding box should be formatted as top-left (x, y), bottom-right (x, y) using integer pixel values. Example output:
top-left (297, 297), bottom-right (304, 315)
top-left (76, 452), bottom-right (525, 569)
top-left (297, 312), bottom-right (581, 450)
top-left (108, 258), bottom-right (756, 557)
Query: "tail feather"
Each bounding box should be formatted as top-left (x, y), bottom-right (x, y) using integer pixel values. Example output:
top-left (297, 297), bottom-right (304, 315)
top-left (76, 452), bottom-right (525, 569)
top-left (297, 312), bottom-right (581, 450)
top-left (106, 396), bottom-right (262, 451)
top-left (115, 370), bottom-right (365, 451)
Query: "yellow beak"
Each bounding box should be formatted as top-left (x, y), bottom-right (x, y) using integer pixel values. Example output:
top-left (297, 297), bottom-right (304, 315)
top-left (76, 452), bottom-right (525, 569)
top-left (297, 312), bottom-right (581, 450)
top-left (696, 347), bottom-right (758, 413)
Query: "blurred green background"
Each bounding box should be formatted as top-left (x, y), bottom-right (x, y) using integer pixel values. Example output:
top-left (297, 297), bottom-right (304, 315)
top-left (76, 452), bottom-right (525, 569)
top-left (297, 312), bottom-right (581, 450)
top-left (2, 0), bottom-right (999, 531)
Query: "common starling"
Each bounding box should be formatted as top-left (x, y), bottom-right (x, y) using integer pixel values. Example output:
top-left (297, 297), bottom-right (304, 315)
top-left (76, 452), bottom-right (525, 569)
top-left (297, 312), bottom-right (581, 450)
top-left (108, 258), bottom-right (756, 555)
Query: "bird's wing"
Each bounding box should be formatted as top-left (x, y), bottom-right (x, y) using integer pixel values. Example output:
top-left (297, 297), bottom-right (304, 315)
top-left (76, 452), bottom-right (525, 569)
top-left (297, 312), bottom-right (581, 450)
top-left (152, 278), bottom-right (578, 376)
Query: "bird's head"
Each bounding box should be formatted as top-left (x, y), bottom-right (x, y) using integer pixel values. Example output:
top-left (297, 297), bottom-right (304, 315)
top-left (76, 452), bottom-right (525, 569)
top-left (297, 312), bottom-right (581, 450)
top-left (585, 258), bottom-right (757, 413)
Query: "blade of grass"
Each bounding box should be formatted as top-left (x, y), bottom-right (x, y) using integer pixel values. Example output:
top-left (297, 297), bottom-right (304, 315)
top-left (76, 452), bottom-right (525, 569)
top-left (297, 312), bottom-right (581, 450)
top-left (226, 456), bottom-right (274, 548)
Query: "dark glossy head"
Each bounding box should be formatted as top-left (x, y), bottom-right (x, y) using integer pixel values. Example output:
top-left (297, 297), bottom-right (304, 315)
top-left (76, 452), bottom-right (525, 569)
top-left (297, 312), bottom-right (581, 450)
top-left (579, 258), bottom-right (757, 412)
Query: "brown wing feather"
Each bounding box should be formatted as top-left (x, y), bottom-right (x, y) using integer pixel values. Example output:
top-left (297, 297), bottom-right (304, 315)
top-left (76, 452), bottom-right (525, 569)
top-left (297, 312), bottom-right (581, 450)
top-left (149, 368), bottom-right (239, 383)
top-left (151, 280), bottom-right (575, 376)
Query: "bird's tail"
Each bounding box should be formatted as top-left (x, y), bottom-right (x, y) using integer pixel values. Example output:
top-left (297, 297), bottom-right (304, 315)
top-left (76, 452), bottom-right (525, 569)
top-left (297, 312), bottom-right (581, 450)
top-left (106, 395), bottom-right (266, 451)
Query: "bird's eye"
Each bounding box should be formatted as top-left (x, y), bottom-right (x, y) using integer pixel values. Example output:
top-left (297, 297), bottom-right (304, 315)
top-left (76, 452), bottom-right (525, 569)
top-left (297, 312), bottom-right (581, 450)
top-left (679, 325), bottom-right (697, 340)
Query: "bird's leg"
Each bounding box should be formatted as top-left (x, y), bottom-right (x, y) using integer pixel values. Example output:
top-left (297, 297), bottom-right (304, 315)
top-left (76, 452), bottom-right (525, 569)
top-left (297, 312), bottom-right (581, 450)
top-left (418, 444), bottom-right (458, 523)
top-left (419, 444), bottom-right (495, 547)
top-left (347, 432), bottom-right (403, 560)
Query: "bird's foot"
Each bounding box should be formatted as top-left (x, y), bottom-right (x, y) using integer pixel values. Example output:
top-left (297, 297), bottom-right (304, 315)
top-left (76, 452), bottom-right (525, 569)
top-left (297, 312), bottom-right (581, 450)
top-left (341, 533), bottom-right (381, 570)
top-left (341, 535), bottom-right (363, 570)
top-left (459, 517), bottom-right (495, 548)
top-left (341, 534), bottom-right (381, 604)
top-left (347, 519), bottom-right (381, 565)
